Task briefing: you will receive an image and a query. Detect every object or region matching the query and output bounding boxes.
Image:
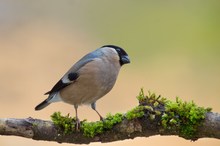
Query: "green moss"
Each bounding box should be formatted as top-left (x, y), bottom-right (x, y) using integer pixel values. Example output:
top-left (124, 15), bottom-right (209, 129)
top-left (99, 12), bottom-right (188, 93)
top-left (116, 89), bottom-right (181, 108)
top-left (161, 97), bottom-right (212, 139)
top-left (125, 106), bottom-right (145, 120)
top-left (149, 114), bottom-right (156, 120)
top-left (136, 88), bottom-right (145, 102)
top-left (50, 89), bottom-right (212, 139)
top-left (51, 111), bottom-right (124, 137)
top-left (137, 89), bottom-right (167, 107)
top-left (81, 121), bottom-right (104, 137)
top-left (82, 113), bottom-right (123, 137)
top-left (136, 89), bottom-right (212, 139)
top-left (51, 112), bottom-right (75, 134)
top-left (104, 113), bottom-right (124, 129)
top-left (144, 105), bottom-right (154, 111)
top-left (155, 110), bottom-right (161, 115)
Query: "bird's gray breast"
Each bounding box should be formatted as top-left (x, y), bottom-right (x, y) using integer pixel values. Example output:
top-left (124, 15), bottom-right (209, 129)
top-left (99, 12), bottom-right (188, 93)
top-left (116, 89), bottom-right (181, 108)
top-left (59, 58), bottom-right (121, 105)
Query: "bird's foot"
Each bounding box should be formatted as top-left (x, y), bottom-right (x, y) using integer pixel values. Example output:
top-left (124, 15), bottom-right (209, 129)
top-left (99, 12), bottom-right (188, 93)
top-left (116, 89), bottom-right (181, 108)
top-left (99, 115), bottom-right (104, 121)
top-left (75, 117), bottom-right (81, 131)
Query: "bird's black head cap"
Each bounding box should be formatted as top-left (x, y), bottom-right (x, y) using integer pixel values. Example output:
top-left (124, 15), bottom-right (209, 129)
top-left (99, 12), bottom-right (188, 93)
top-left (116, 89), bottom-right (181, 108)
top-left (102, 45), bottom-right (130, 66)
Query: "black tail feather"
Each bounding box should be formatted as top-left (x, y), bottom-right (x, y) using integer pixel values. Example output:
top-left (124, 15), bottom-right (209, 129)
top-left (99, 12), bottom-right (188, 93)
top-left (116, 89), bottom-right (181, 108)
top-left (35, 99), bottom-right (50, 110)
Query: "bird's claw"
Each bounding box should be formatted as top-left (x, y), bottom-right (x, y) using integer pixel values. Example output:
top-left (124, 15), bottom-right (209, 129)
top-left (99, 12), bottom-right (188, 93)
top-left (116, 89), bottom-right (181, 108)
top-left (75, 118), bottom-right (81, 131)
top-left (100, 116), bottom-right (104, 121)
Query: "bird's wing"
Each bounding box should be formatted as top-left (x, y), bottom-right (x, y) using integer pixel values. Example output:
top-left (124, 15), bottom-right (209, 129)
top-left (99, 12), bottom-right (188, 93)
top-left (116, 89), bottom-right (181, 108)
top-left (44, 72), bottom-right (78, 95)
top-left (45, 51), bottom-right (101, 95)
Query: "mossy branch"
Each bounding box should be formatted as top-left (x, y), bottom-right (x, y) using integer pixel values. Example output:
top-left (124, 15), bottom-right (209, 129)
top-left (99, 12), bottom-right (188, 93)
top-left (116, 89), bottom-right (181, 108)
top-left (0, 90), bottom-right (220, 144)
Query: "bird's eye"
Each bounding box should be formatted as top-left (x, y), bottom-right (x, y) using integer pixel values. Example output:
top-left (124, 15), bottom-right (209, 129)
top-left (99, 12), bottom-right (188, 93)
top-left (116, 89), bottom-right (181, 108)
top-left (115, 48), bottom-right (121, 54)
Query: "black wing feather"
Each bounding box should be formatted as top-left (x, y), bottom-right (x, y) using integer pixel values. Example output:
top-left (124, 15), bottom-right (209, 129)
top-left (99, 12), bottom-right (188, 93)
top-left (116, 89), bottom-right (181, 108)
top-left (44, 80), bottom-right (71, 95)
top-left (44, 72), bottom-right (79, 95)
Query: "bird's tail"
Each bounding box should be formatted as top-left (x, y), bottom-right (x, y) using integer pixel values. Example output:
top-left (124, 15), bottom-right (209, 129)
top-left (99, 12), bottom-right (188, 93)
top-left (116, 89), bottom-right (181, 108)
top-left (35, 93), bottom-right (61, 110)
top-left (35, 99), bottom-right (51, 110)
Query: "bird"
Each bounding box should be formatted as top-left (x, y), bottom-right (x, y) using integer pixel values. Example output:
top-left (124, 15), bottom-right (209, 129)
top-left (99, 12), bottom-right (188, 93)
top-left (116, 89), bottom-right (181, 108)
top-left (35, 45), bottom-right (130, 130)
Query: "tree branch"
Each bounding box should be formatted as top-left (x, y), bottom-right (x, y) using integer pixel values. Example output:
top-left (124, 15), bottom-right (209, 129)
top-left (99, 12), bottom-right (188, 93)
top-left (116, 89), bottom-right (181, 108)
top-left (1, 91), bottom-right (219, 144)
top-left (0, 112), bottom-right (220, 144)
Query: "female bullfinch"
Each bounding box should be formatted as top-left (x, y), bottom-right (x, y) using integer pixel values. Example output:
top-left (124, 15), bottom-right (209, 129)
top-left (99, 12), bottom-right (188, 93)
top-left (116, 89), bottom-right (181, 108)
top-left (35, 45), bottom-right (130, 130)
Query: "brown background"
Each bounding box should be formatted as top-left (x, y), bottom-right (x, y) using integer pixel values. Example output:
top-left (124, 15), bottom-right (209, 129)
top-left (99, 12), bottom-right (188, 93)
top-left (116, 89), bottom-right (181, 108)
top-left (0, 1), bottom-right (220, 146)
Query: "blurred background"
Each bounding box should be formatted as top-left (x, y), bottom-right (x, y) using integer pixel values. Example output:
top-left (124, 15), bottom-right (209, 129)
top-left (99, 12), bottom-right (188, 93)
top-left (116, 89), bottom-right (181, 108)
top-left (0, 0), bottom-right (220, 146)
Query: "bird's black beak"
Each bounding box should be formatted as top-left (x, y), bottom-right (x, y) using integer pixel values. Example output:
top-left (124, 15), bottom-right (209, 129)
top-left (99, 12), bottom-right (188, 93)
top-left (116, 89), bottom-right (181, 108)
top-left (121, 55), bottom-right (130, 65)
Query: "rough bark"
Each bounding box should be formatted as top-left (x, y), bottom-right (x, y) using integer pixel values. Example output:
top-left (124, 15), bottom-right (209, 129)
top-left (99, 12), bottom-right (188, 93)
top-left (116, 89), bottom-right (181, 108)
top-left (0, 112), bottom-right (220, 144)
